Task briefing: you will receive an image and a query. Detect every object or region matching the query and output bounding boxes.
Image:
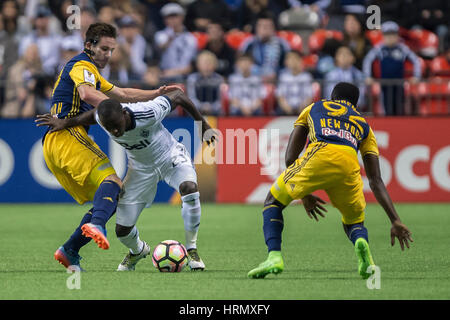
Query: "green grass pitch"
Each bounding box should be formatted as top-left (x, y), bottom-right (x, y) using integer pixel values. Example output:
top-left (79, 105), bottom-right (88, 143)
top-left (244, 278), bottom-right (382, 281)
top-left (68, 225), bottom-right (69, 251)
top-left (0, 203), bottom-right (449, 300)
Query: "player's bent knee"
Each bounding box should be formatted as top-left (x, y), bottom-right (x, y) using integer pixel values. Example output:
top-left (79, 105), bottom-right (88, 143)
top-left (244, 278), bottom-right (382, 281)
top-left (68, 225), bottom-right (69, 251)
top-left (103, 174), bottom-right (123, 189)
top-left (179, 181), bottom-right (198, 196)
top-left (264, 191), bottom-right (284, 209)
top-left (115, 224), bottom-right (135, 237)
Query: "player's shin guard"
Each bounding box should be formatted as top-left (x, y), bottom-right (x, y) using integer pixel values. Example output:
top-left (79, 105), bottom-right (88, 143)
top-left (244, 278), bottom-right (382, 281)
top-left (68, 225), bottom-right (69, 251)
top-left (262, 205), bottom-right (284, 252)
top-left (63, 209), bottom-right (93, 252)
top-left (181, 192), bottom-right (201, 250)
top-left (91, 180), bottom-right (121, 228)
top-left (118, 226), bottom-right (144, 255)
top-left (344, 223), bottom-right (369, 245)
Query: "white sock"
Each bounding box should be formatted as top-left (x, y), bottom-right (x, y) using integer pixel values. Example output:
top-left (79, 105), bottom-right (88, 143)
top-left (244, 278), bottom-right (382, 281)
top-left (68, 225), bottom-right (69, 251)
top-left (181, 192), bottom-right (201, 250)
top-left (118, 226), bottom-right (143, 255)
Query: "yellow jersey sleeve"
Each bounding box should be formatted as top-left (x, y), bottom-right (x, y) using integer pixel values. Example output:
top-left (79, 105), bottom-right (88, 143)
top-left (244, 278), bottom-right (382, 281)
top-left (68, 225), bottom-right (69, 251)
top-left (294, 103), bottom-right (314, 128)
top-left (359, 128), bottom-right (379, 157)
top-left (69, 60), bottom-right (114, 93)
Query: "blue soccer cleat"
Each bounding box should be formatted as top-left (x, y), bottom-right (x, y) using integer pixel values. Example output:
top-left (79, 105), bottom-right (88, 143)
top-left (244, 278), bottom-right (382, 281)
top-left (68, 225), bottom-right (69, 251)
top-left (54, 246), bottom-right (84, 271)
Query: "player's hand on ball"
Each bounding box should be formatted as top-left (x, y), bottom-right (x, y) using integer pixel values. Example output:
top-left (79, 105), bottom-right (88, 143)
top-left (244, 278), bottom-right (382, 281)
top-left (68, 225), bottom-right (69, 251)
top-left (35, 114), bottom-right (67, 133)
top-left (390, 220), bottom-right (413, 251)
top-left (301, 194), bottom-right (327, 221)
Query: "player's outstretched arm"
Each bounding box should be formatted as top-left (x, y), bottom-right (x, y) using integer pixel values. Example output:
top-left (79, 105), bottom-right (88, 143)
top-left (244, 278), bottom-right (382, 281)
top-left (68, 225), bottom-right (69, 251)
top-left (164, 89), bottom-right (217, 146)
top-left (106, 84), bottom-right (183, 103)
top-left (285, 125), bottom-right (309, 167)
top-left (363, 153), bottom-right (413, 250)
top-left (35, 109), bottom-right (96, 133)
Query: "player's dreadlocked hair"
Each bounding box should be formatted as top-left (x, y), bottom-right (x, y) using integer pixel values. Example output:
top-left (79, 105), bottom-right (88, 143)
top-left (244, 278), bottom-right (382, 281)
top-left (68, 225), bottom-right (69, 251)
top-left (331, 82), bottom-right (360, 106)
top-left (97, 99), bottom-right (122, 127)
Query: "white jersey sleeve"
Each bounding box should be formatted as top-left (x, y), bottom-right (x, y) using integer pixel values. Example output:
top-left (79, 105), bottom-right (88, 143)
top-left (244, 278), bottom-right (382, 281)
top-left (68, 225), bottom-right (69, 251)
top-left (126, 95), bottom-right (172, 127)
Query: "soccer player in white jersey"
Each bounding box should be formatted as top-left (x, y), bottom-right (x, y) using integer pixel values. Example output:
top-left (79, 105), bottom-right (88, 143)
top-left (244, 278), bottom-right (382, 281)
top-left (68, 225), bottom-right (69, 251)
top-left (40, 89), bottom-right (216, 271)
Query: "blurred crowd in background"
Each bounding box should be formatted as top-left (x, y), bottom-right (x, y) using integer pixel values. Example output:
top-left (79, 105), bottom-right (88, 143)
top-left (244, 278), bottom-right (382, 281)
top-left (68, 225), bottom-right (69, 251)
top-left (0, 0), bottom-right (449, 119)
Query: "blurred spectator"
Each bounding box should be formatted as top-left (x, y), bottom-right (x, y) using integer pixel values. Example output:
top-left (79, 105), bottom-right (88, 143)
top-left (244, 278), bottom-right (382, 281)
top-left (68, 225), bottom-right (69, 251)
top-left (326, 0), bottom-right (365, 30)
top-left (138, 0), bottom-right (169, 31)
top-left (239, 12), bottom-right (291, 82)
top-left (284, 0), bottom-right (331, 26)
top-left (142, 64), bottom-right (162, 89)
top-left (410, 0), bottom-right (449, 53)
top-left (324, 46), bottom-right (365, 106)
top-left (228, 54), bottom-right (266, 116)
top-left (342, 13), bottom-right (371, 70)
top-left (204, 22), bottom-right (236, 77)
top-left (79, 7), bottom-right (98, 41)
top-left (2, 44), bottom-right (42, 118)
top-left (276, 51), bottom-right (313, 115)
top-left (236, 0), bottom-right (289, 32)
top-left (101, 45), bottom-right (130, 86)
top-left (155, 3), bottom-right (198, 82)
top-left (0, 0), bottom-right (21, 106)
top-left (185, 0), bottom-right (232, 32)
top-left (316, 38), bottom-right (342, 78)
top-left (117, 15), bottom-right (148, 80)
top-left (187, 51), bottom-right (224, 116)
top-left (369, 0), bottom-right (409, 25)
top-left (98, 5), bottom-right (117, 26)
top-left (58, 35), bottom-right (82, 72)
top-left (19, 5), bottom-right (62, 75)
top-left (363, 21), bottom-right (421, 116)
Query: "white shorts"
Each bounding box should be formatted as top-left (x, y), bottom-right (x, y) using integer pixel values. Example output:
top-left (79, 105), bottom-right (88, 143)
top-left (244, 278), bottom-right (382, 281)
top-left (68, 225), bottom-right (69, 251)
top-left (116, 143), bottom-right (197, 226)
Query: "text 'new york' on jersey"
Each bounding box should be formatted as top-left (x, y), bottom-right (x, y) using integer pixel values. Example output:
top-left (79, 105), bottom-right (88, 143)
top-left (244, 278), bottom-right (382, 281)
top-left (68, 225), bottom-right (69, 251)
top-left (294, 99), bottom-right (379, 157)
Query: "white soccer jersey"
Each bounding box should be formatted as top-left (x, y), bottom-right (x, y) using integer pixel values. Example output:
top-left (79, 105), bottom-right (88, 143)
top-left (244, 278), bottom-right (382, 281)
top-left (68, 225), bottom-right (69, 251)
top-left (95, 95), bottom-right (178, 170)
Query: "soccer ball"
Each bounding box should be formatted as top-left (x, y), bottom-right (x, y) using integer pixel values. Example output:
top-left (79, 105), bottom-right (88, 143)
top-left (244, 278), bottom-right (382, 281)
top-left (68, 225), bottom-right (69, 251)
top-left (152, 240), bottom-right (188, 272)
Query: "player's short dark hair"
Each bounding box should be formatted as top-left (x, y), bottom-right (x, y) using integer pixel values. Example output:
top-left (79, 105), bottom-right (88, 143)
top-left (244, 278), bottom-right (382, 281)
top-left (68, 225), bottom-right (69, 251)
top-left (97, 99), bottom-right (122, 127)
top-left (85, 22), bottom-right (116, 46)
top-left (331, 82), bottom-right (360, 106)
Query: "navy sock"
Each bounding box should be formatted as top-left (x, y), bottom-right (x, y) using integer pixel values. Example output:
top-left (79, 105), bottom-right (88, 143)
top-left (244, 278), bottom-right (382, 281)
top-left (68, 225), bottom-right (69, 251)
top-left (262, 205), bottom-right (284, 252)
top-left (63, 209), bottom-right (93, 252)
top-left (344, 223), bottom-right (369, 245)
top-left (90, 180), bottom-right (120, 228)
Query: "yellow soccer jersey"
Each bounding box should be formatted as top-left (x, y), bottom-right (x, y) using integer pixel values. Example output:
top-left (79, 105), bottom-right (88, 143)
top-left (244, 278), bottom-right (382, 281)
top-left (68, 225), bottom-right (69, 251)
top-left (294, 100), bottom-right (379, 158)
top-left (51, 52), bottom-right (114, 119)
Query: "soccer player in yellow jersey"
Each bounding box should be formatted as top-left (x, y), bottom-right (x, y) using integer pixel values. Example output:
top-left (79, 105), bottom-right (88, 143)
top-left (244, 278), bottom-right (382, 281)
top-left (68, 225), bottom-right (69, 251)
top-left (248, 82), bottom-right (413, 279)
top-left (36, 23), bottom-right (179, 270)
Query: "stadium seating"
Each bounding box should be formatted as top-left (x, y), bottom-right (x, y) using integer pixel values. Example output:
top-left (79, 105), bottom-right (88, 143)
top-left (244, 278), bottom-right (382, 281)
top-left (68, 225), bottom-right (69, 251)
top-left (262, 83), bottom-right (276, 115)
top-left (415, 81), bottom-right (450, 115)
top-left (220, 83), bottom-right (230, 115)
top-left (367, 82), bottom-right (384, 116)
top-left (302, 54), bottom-right (318, 71)
top-left (365, 29), bottom-right (383, 46)
top-left (312, 81), bottom-right (321, 102)
top-left (429, 55), bottom-right (450, 78)
top-left (192, 31), bottom-right (209, 50)
top-left (224, 30), bottom-right (252, 50)
top-left (308, 29), bottom-right (343, 54)
top-left (404, 56), bottom-right (427, 78)
top-left (276, 31), bottom-right (303, 53)
top-left (406, 29), bottom-right (439, 58)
